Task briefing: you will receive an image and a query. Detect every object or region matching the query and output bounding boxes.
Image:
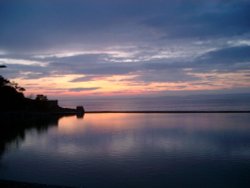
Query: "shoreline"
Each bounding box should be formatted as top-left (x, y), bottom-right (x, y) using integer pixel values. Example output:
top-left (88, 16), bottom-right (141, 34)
top-left (0, 107), bottom-right (84, 117)
top-left (1, 110), bottom-right (250, 115)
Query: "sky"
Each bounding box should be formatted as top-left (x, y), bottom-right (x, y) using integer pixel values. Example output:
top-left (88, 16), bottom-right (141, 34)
top-left (0, 0), bottom-right (250, 99)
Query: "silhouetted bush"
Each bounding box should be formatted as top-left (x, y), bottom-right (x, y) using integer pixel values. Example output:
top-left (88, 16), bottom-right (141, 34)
top-left (0, 76), bottom-right (25, 111)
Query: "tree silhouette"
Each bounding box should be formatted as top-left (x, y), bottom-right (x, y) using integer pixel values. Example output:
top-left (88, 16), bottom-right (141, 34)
top-left (0, 76), bottom-right (25, 111)
top-left (0, 76), bottom-right (25, 93)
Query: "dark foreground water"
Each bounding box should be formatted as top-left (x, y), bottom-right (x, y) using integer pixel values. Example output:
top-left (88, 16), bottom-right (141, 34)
top-left (1, 113), bottom-right (250, 187)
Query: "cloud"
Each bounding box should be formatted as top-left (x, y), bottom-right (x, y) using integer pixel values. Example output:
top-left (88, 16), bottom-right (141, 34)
top-left (2, 44), bottom-right (250, 85)
top-left (1, 0), bottom-right (249, 53)
top-left (0, 0), bottom-right (153, 52)
top-left (0, 0), bottom-right (250, 95)
top-left (133, 69), bottom-right (199, 83)
top-left (142, 45), bottom-right (250, 73)
top-left (70, 75), bottom-right (108, 82)
top-left (0, 58), bottom-right (48, 67)
top-left (201, 45), bottom-right (250, 63)
top-left (143, 1), bottom-right (250, 39)
top-left (48, 54), bottom-right (139, 75)
top-left (68, 87), bottom-right (100, 92)
top-left (191, 45), bottom-right (250, 73)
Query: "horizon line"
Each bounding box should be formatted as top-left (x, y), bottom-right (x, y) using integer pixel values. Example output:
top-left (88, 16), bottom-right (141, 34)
top-left (84, 110), bottom-right (250, 114)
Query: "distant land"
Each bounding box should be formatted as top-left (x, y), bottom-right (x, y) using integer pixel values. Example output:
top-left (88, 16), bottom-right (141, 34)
top-left (0, 75), bottom-right (84, 116)
top-left (1, 74), bottom-right (250, 114)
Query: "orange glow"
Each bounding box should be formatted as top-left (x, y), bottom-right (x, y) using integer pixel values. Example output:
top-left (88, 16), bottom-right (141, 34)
top-left (58, 116), bottom-right (86, 134)
top-left (12, 70), bottom-right (250, 98)
top-left (58, 113), bottom-right (250, 136)
top-left (58, 113), bottom-right (143, 135)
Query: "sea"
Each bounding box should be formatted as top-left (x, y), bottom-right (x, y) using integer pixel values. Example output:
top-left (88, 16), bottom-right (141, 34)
top-left (0, 93), bottom-right (250, 187)
top-left (59, 93), bottom-right (250, 111)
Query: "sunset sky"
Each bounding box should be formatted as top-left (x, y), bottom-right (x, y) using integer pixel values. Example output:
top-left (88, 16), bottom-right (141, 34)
top-left (0, 0), bottom-right (250, 99)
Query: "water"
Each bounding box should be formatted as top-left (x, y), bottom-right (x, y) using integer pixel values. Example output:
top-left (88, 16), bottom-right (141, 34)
top-left (58, 94), bottom-right (250, 111)
top-left (1, 113), bottom-right (250, 187)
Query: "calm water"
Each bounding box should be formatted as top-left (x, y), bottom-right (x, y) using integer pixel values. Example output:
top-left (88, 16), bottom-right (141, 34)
top-left (59, 94), bottom-right (250, 111)
top-left (1, 113), bottom-right (250, 187)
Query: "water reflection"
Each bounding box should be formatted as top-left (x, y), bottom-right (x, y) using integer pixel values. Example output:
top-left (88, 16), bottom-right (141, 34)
top-left (57, 114), bottom-right (250, 158)
top-left (0, 114), bottom-right (71, 159)
top-left (0, 113), bottom-right (250, 188)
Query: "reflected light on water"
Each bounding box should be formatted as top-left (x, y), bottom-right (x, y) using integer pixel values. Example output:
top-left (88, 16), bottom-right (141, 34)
top-left (56, 113), bottom-right (250, 158)
top-left (58, 113), bottom-right (142, 134)
top-left (59, 113), bottom-right (250, 132)
top-left (1, 113), bottom-right (250, 188)
top-left (58, 116), bottom-right (86, 134)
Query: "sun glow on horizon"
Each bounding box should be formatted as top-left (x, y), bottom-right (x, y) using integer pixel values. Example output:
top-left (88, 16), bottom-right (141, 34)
top-left (11, 68), bottom-right (250, 99)
top-left (1, 0), bottom-right (250, 100)
top-left (3, 45), bottom-right (250, 99)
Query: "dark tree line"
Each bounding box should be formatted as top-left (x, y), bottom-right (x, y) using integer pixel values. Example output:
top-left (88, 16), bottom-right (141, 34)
top-left (0, 76), bottom-right (25, 92)
top-left (0, 75), bottom-right (26, 111)
top-left (0, 66), bottom-right (78, 113)
top-left (0, 75), bottom-right (52, 111)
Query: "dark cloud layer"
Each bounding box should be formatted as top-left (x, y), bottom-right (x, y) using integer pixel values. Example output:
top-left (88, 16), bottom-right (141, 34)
top-left (0, 0), bottom-right (250, 94)
top-left (1, 45), bottom-right (250, 84)
top-left (1, 0), bottom-right (250, 52)
top-left (145, 1), bottom-right (250, 39)
top-left (202, 46), bottom-right (250, 63)
top-left (49, 54), bottom-right (138, 75)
